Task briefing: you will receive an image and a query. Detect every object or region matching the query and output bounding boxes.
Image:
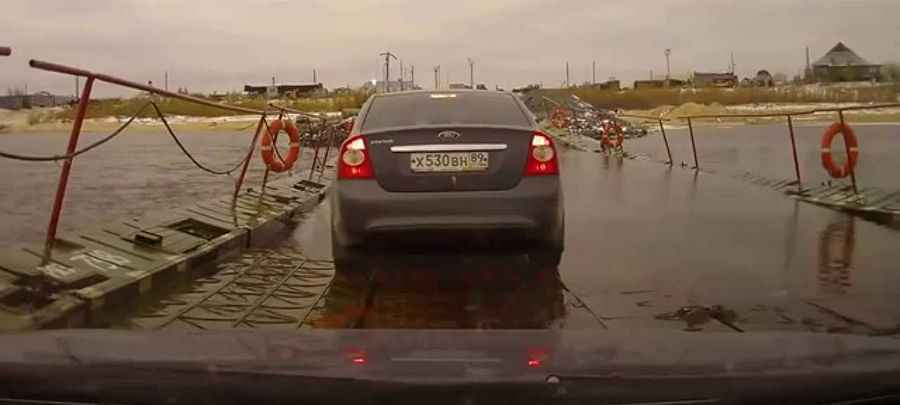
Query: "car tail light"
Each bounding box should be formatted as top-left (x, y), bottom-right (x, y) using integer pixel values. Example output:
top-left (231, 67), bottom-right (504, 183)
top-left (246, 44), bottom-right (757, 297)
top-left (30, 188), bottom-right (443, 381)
top-left (338, 134), bottom-right (374, 179)
top-left (525, 131), bottom-right (559, 175)
top-left (527, 348), bottom-right (548, 368)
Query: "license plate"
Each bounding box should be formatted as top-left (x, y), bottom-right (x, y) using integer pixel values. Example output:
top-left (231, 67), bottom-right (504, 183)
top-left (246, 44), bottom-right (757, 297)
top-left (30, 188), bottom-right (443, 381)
top-left (410, 152), bottom-right (489, 173)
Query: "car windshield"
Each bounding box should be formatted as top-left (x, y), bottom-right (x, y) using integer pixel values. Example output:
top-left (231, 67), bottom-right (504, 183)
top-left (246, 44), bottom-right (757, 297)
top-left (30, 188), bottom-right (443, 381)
top-left (361, 92), bottom-right (531, 130)
top-left (2, 1), bottom-right (900, 403)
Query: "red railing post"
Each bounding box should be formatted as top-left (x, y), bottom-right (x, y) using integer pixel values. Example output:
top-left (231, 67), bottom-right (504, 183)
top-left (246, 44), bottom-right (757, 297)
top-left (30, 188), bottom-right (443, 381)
top-left (838, 110), bottom-right (858, 195)
top-left (259, 110), bottom-right (285, 192)
top-left (44, 76), bottom-right (95, 256)
top-left (658, 119), bottom-right (673, 165)
top-left (687, 117), bottom-right (699, 169)
top-left (785, 115), bottom-right (803, 193)
top-left (308, 123), bottom-right (325, 181)
top-left (318, 126), bottom-right (336, 176)
top-left (233, 114), bottom-right (267, 203)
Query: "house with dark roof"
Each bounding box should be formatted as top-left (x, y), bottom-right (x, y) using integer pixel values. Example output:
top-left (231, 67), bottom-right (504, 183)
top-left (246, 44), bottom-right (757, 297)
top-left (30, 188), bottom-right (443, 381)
top-left (812, 42), bottom-right (881, 82)
top-left (692, 72), bottom-right (738, 88)
top-left (244, 83), bottom-right (325, 98)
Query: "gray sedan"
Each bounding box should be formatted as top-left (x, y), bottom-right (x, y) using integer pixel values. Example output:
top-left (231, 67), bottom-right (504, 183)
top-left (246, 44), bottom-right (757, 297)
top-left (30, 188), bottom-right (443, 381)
top-left (330, 90), bottom-right (564, 267)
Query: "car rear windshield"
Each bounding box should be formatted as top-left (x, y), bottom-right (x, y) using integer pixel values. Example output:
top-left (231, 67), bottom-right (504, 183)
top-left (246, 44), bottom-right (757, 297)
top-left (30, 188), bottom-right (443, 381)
top-left (361, 92), bottom-right (531, 131)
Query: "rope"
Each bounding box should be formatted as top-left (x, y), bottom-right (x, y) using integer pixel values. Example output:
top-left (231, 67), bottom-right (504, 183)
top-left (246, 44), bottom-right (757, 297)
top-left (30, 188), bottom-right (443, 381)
top-left (0, 102), bottom-right (261, 177)
top-left (0, 102), bottom-right (153, 161)
top-left (261, 116), bottom-right (287, 163)
top-left (150, 102), bottom-right (249, 175)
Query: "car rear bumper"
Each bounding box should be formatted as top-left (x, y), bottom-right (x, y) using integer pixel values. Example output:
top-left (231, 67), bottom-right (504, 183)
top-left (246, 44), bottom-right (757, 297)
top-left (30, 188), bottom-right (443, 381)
top-left (331, 176), bottom-right (564, 248)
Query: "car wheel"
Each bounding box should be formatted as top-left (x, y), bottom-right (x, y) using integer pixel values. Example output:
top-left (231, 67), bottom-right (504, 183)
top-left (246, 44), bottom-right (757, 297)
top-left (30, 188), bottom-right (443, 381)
top-left (331, 237), bottom-right (365, 271)
top-left (528, 248), bottom-right (563, 268)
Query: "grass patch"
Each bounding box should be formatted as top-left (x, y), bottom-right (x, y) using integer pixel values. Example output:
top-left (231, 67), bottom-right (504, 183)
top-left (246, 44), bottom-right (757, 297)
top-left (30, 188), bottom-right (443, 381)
top-left (536, 84), bottom-right (900, 111)
top-left (26, 111), bottom-right (53, 125)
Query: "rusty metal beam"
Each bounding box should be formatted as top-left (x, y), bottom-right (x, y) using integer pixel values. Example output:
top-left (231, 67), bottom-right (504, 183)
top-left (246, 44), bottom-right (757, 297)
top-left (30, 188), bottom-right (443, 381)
top-left (44, 77), bottom-right (95, 257)
top-left (658, 119), bottom-right (673, 165)
top-left (30, 59), bottom-right (267, 115)
top-left (267, 103), bottom-right (328, 121)
top-left (786, 116), bottom-right (803, 192)
top-left (838, 111), bottom-right (859, 195)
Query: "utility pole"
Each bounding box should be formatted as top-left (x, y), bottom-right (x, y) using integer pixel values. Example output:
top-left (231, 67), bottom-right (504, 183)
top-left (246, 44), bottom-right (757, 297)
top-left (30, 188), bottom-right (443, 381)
top-left (74, 77), bottom-right (79, 98)
top-left (400, 60), bottom-right (405, 91)
top-left (379, 51), bottom-right (398, 93)
top-left (164, 71), bottom-right (168, 91)
top-left (730, 52), bottom-right (735, 75)
top-left (410, 65), bottom-right (414, 89)
top-left (433, 65), bottom-right (440, 89)
top-left (467, 58), bottom-right (475, 89)
top-left (592, 60), bottom-right (596, 85)
top-left (565, 62), bottom-right (570, 88)
top-left (313, 69), bottom-right (317, 83)
top-left (665, 48), bottom-right (671, 87)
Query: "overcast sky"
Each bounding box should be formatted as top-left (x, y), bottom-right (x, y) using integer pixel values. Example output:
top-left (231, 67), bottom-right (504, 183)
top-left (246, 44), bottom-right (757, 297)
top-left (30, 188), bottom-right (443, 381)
top-left (3, 0), bottom-right (899, 97)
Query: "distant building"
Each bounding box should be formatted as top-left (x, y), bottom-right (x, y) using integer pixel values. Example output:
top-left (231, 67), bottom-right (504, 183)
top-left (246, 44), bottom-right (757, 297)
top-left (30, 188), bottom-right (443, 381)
top-left (633, 80), bottom-right (666, 89)
top-left (448, 83), bottom-right (471, 90)
top-left (585, 80), bottom-right (621, 90)
top-left (331, 87), bottom-right (353, 95)
top-left (361, 80), bottom-right (419, 93)
top-left (0, 92), bottom-right (76, 110)
top-left (692, 72), bottom-right (738, 88)
top-left (754, 70), bottom-right (774, 87)
top-left (812, 42), bottom-right (881, 82)
top-left (244, 83), bottom-right (325, 98)
top-left (628, 79), bottom-right (687, 90)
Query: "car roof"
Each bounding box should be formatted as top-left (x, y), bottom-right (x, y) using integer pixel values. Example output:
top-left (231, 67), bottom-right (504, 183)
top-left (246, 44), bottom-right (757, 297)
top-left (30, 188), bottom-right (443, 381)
top-left (372, 89), bottom-right (513, 98)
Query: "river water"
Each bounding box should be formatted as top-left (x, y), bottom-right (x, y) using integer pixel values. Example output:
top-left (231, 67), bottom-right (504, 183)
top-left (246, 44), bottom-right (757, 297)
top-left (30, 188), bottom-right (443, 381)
top-left (0, 124), bottom-right (897, 247)
top-left (0, 130), bottom-right (317, 246)
top-left (627, 122), bottom-right (900, 190)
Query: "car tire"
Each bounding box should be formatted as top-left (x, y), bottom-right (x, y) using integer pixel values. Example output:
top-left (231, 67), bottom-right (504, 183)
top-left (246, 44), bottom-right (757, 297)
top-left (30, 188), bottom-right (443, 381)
top-left (528, 248), bottom-right (563, 268)
top-left (331, 237), bottom-right (364, 271)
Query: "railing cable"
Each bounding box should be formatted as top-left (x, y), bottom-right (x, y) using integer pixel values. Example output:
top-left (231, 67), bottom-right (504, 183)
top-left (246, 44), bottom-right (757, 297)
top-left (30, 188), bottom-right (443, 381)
top-left (149, 102), bottom-right (252, 176)
top-left (0, 102), bottom-right (153, 162)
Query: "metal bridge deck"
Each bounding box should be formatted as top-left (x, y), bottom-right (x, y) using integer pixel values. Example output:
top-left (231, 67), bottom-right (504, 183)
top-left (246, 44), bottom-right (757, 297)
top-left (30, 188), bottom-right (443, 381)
top-left (134, 146), bottom-right (898, 335)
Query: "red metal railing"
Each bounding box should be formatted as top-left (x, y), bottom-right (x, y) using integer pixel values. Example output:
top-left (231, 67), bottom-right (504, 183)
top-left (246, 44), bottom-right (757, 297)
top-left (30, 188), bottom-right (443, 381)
top-left (18, 59), bottom-right (341, 257)
top-left (268, 103), bottom-right (345, 181)
top-left (618, 102), bottom-right (900, 195)
top-left (0, 46), bottom-right (11, 56)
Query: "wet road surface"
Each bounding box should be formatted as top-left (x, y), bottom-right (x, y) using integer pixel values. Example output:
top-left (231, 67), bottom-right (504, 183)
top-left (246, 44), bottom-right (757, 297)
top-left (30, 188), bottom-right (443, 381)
top-left (256, 147), bottom-right (900, 334)
top-left (101, 141), bottom-right (900, 334)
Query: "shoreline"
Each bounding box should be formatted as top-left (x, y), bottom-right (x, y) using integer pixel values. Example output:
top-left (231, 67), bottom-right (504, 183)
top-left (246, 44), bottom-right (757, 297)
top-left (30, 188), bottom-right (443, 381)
top-left (3, 101), bottom-right (900, 134)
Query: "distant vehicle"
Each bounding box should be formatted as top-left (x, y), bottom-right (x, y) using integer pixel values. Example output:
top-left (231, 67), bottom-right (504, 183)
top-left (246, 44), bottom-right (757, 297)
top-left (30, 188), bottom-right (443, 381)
top-left (331, 90), bottom-right (565, 267)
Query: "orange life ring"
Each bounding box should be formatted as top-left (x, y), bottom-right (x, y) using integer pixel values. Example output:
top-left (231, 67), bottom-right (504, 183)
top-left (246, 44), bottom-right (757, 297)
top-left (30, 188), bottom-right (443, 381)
top-left (601, 121), bottom-right (624, 149)
top-left (820, 122), bottom-right (859, 179)
top-left (260, 119), bottom-right (301, 173)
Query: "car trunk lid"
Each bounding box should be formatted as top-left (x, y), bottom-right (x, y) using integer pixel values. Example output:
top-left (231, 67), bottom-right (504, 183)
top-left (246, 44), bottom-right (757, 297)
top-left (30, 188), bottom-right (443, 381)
top-left (365, 126), bottom-right (532, 192)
